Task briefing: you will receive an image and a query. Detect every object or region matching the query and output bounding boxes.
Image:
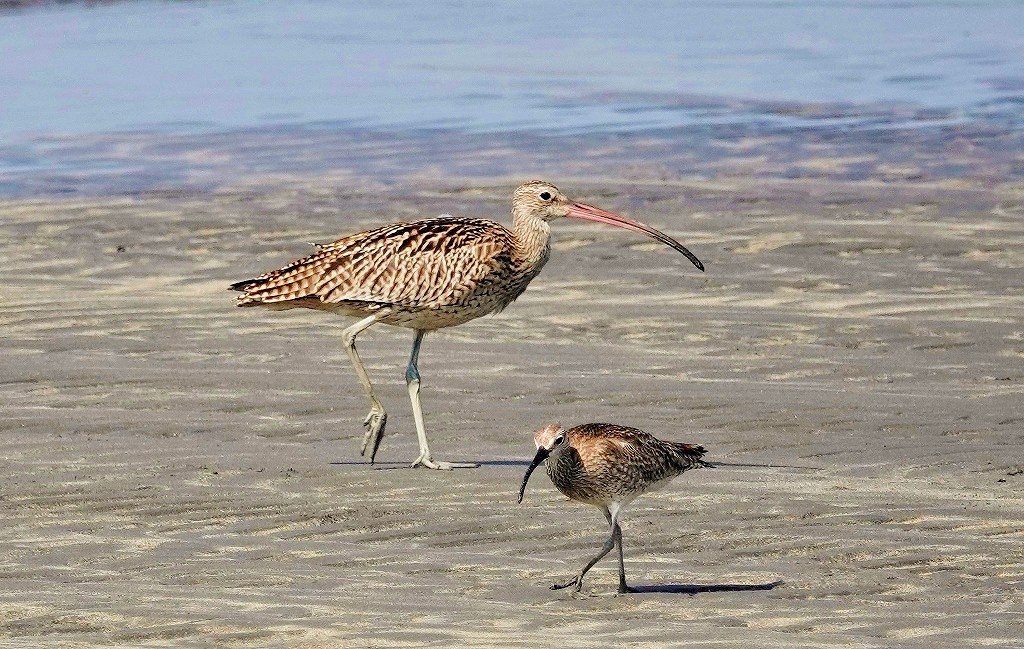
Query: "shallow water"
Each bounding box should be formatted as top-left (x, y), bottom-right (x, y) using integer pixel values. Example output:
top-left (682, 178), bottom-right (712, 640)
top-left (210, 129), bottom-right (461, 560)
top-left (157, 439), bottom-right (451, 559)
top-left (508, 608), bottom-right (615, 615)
top-left (3, 0), bottom-right (1023, 137)
top-left (1, 0), bottom-right (1023, 196)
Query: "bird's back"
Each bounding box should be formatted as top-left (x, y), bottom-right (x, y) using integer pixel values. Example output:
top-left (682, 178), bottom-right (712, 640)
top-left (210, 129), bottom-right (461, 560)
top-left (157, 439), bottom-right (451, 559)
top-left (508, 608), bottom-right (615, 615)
top-left (230, 216), bottom-right (528, 329)
top-left (547, 423), bottom-right (708, 507)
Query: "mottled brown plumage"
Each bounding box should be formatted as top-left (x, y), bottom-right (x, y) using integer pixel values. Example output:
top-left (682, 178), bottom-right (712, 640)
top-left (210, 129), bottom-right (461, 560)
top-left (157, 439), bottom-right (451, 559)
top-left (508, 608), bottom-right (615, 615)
top-left (230, 216), bottom-right (546, 330)
top-left (518, 422), bottom-right (711, 594)
top-left (230, 181), bottom-right (703, 470)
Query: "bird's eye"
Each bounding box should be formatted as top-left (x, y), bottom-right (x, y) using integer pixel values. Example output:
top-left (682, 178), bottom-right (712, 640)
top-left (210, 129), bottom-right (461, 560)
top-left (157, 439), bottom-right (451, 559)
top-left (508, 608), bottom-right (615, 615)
top-left (539, 191), bottom-right (552, 201)
top-left (554, 435), bottom-right (564, 445)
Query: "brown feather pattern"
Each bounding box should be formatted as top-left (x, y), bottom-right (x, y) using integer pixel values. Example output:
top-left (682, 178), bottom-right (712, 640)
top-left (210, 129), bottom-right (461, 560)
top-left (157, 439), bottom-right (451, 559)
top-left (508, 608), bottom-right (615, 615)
top-left (230, 215), bottom-right (550, 330)
top-left (546, 423), bottom-right (709, 507)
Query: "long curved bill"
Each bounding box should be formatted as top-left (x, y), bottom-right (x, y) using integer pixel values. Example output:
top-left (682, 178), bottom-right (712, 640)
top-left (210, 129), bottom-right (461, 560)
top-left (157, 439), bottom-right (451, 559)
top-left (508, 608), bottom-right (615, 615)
top-left (517, 447), bottom-right (551, 504)
top-left (568, 202), bottom-right (704, 272)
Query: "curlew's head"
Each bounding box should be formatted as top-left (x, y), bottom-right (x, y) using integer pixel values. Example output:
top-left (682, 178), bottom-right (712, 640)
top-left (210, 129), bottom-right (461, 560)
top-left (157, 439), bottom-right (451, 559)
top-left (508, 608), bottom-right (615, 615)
top-left (517, 423), bottom-right (568, 504)
top-left (512, 180), bottom-right (704, 272)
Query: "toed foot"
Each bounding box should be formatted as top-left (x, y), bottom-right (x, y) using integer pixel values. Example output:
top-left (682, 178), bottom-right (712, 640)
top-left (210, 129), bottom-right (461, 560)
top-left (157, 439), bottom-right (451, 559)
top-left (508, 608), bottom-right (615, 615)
top-left (411, 453), bottom-right (478, 470)
top-left (550, 575), bottom-right (584, 593)
top-left (359, 408), bottom-right (387, 463)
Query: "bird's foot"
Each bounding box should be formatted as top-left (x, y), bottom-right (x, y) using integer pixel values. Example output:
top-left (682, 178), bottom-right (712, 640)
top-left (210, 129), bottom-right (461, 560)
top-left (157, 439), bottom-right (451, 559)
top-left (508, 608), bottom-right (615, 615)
top-left (550, 575), bottom-right (584, 593)
top-left (411, 453), bottom-right (478, 471)
top-left (616, 584), bottom-right (637, 595)
top-left (359, 408), bottom-right (387, 463)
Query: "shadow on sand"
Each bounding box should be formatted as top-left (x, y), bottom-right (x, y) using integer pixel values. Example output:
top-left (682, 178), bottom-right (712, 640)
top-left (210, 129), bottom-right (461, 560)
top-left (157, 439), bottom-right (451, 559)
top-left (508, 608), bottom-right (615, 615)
top-left (329, 459), bottom-right (531, 469)
top-left (630, 580), bottom-right (784, 595)
top-left (474, 459), bottom-right (532, 468)
top-left (332, 459), bottom-right (818, 471)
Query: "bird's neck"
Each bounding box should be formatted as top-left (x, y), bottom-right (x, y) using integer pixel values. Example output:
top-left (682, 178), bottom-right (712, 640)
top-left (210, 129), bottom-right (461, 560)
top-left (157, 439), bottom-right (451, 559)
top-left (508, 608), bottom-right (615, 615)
top-left (546, 444), bottom-right (585, 490)
top-left (510, 213), bottom-right (552, 274)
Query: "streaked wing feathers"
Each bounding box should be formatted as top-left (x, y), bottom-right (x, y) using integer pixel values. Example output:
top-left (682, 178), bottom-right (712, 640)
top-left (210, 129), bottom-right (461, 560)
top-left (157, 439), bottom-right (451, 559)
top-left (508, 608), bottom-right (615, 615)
top-left (231, 216), bottom-right (514, 310)
top-left (570, 423), bottom-right (707, 480)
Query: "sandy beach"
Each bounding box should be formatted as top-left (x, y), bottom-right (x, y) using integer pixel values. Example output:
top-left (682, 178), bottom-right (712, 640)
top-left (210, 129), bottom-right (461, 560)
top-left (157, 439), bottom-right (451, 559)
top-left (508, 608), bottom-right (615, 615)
top-left (1, 128), bottom-right (1022, 648)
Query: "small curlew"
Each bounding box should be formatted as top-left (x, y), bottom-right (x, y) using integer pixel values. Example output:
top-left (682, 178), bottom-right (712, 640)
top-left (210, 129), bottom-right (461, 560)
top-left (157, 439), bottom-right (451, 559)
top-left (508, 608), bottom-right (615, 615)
top-left (230, 181), bottom-right (703, 470)
top-left (518, 422), bottom-right (711, 594)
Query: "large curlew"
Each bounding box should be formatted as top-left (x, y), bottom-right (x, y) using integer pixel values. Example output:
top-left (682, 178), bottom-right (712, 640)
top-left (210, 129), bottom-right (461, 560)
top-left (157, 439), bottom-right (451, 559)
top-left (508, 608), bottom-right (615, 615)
top-left (518, 422), bottom-right (711, 594)
top-left (230, 181), bottom-right (703, 470)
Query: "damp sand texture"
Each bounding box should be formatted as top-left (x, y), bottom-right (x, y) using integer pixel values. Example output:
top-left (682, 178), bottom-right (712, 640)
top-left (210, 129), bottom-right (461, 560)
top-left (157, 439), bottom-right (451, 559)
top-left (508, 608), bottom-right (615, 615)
top-left (1, 174), bottom-right (1023, 647)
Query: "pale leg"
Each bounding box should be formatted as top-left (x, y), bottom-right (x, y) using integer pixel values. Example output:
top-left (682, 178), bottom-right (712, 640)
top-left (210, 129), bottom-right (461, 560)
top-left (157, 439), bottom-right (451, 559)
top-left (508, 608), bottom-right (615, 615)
top-left (341, 314), bottom-right (387, 462)
top-left (406, 329), bottom-right (477, 470)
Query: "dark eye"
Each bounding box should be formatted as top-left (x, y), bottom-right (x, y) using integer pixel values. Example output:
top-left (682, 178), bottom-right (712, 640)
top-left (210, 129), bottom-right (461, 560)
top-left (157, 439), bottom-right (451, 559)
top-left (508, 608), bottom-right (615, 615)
top-left (554, 435), bottom-right (564, 444)
top-left (539, 191), bottom-right (552, 201)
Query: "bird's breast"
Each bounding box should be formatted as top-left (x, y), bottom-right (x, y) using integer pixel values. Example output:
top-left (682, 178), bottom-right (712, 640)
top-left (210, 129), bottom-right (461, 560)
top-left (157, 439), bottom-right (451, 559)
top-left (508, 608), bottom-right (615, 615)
top-left (546, 450), bottom-right (615, 506)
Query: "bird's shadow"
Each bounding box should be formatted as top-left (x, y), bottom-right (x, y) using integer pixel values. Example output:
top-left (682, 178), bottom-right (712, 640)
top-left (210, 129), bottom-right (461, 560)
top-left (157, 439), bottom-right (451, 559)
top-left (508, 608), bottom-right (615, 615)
top-left (328, 459), bottom-right (530, 470)
top-left (328, 461), bottom-right (406, 469)
top-left (474, 459), bottom-right (532, 467)
top-left (629, 579), bottom-right (783, 595)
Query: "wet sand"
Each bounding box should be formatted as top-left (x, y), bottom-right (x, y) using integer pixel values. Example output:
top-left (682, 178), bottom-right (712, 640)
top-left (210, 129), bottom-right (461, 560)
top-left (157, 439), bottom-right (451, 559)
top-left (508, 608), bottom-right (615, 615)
top-left (1, 139), bottom-right (1023, 646)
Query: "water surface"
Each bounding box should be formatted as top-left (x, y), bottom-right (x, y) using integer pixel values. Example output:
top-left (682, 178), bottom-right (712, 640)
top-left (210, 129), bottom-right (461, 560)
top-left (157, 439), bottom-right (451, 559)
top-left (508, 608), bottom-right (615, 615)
top-left (2, 0), bottom-right (1023, 195)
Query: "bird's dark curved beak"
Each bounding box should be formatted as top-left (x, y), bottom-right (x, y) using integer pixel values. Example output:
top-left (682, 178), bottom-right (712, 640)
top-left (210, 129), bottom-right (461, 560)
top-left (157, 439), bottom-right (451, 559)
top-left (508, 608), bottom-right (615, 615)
top-left (517, 447), bottom-right (551, 503)
top-left (567, 202), bottom-right (704, 272)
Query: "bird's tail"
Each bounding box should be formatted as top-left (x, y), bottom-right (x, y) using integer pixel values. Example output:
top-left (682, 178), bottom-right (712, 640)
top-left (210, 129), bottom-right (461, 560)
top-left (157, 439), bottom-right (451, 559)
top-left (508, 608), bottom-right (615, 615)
top-left (669, 442), bottom-right (712, 471)
top-left (228, 276), bottom-right (265, 296)
top-left (228, 248), bottom-right (327, 308)
top-left (692, 445), bottom-right (715, 469)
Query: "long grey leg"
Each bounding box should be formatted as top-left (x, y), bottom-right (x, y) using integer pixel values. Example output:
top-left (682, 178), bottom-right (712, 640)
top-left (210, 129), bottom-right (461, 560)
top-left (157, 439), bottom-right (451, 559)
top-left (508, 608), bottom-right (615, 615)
top-left (341, 314), bottom-right (387, 462)
top-left (406, 329), bottom-right (477, 470)
top-left (605, 504), bottom-right (635, 593)
top-left (613, 522), bottom-right (635, 594)
top-left (552, 507), bottom-right (616, 593)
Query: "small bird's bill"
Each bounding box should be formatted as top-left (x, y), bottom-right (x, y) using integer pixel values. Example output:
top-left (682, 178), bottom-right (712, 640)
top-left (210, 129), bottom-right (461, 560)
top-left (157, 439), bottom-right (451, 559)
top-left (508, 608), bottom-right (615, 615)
top-left (567, 202), bottom-right (704, 271)
top-left (517, 447), bottom-right (551, 503)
